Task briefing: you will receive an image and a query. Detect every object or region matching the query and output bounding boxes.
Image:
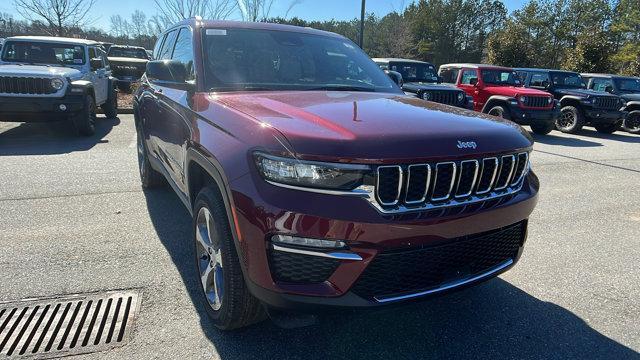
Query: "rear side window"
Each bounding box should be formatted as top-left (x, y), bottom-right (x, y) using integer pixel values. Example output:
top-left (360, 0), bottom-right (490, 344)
top-left (439, 67), bottom-right (459, 84)
top-left (157, 29), bottom-right (178, 60)
top-left (460, 69), bottom-right (478, 85)
top-left (530, 72), bottom-right (550, 88)
top-left (591, 78), bottom-right (613, 92)
top-left (172, 27), bottom-right (195, 81)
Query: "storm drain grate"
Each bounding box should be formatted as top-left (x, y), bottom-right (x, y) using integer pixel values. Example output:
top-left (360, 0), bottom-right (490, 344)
top-left (0, 289), bottom-right (141, 359)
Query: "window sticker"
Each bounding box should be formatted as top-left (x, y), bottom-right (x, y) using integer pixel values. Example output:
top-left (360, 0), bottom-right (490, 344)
top-left (206, 29), bottom-right (227, 36)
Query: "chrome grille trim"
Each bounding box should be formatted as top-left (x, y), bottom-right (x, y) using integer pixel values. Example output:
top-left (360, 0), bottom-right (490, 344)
top-left (494, 155), bottom-right (516, 191)
top-left (511, 153), bottom-right (529, 186)
top-left (455, 160), bottom-right (479, 198)
top-left (375, 165), bottom-right (403, 206)
top-left (431, 162), bottom-right (457, 202)
top-left (404, 164), bottom-right (431, 204)
top-left (476, 157), bottom-right (499, 194)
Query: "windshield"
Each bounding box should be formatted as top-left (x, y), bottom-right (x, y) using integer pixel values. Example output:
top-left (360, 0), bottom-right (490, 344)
top-left (481, 69), bottom-right (520, 86)
top-left (550, 72), bottom-right (585, 88)
top-left (1, 41), bottom-right (85, 65)
top-left (202, 28), bottom-right (399, 93)
top-left (388, 62), bottom-right (438, 83)
top-left (614, 77), bottom-right (640, 92)
top-left (108, 47), bottom-right (148, 59)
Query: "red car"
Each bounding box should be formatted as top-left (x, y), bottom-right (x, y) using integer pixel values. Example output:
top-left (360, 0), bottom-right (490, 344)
top-left (134, 19), bottom-right (539, 329)
top-left (439, 63), bottom-right (559, 135)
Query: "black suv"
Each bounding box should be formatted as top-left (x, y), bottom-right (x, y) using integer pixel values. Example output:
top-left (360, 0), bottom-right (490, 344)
top-left (374, 58), bottom-right (472, 109)
top-left (515, 68), bottom-right (626, 134)
top-left (581, 74), bottom-right (640, 134)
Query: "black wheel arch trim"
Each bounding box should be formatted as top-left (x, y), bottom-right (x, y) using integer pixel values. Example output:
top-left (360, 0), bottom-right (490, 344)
top-left (559, 95), bottom-right (584, 107)
top-left (185, 147), bottom-right (250, 278)
top-left (481, 95), bottom-right (515, 113)
top-left (623, 101), bottom-right (640, 112)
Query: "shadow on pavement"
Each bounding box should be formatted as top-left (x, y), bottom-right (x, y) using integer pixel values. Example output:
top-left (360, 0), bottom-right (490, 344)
top-left (576, 128), bottom-right (640, 143)
top-left (0, 116), bottom-right (120, 156)
top-left (143, 188), bottom-right (639, 360)
top-left (531, 132), bottom-right (603, 147)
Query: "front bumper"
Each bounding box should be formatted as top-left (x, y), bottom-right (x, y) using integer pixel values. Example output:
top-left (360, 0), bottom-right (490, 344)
top-left (584, 107), bottom-right (626, 124)
top-left (230, 170), bottom-right (539, 311)
top-left (0, 95), bottom-right (84, 122)
top-left (509, 106), bottom-right (559, 125)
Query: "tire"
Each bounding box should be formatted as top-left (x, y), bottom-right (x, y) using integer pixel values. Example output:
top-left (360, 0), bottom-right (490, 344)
top-left (556, 106), bottom-right (584, 134)
top-left (594, 122), bottom-right (620, 134)
top-left (487, 105), bottom-right (511, 120)
top-left (72, 95), bottom-right (97, 136)
top-left (623, 110), bottom-right (640, 134)
top-left (136, 124), bottom-right (165, 188)
top-left (530, 122), bottom-right (555, 135)
top-left (101, 86), bottom-right (118, 118)
top-left (193, 187), bottom-right (265, 330)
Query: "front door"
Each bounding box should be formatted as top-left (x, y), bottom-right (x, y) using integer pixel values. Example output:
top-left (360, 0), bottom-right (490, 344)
top-left (88, 46), bottom-right (108, 105)
top-left (458, 68), bottom-right (481, 111)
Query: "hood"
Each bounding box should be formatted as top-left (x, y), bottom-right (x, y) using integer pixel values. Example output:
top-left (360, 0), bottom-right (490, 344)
top-left (620, 92), bottom-right (640, 101)
top-left (216, 91), bottom-right (532, 162)
top-left (484, 85), bottom-right (551, 98)
top-left (107, 57), bottom-right (148, 64)
top-left (0, 64), bottom-right (81, 78)
top-left (555, 88), bottom-right (618, 98)
top-left (403, 82), bottom-right (461, 92)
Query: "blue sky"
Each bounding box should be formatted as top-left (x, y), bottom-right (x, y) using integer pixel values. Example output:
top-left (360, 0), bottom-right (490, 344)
top-left (1, 0), bottom-right (528, 32)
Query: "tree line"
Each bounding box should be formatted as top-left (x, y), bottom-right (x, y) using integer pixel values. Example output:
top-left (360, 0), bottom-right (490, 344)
top-left (1, 0), bottom-right (638, 76)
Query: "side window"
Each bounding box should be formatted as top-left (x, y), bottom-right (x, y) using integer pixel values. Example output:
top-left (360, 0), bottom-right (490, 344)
top-left (88, 47), bottom-right (97, 60)
top-left (591, 78), bottom-right (613, 92)
top-left (157, 29), bottom-right (178, 60)
top-left (439, 68), bottom-right (459, 84)
top-left (152, 34), bottom-right (166, 59)
top-left (172, 27), bottom-right (195, 81)
top-left (98, 48), bottom-right (110, 70)
top-left (530, 72), bottom-right (550, 88)
top-left (516, 71), bottom-right (528, 84)
top-left (460, 69), bottom-right (478, 85)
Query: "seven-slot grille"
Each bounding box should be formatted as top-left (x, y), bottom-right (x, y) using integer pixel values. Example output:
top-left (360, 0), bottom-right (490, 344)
top-left (594, 96), bottom-right (620, 110)
top-left (424, 91), bottom-right (461, 106)
top-left (375, 152), bottom-right (529, 210)
top-left (523, 96), bottom-right (550, 108)
top-left (0, 76), bottom-right (57, 95)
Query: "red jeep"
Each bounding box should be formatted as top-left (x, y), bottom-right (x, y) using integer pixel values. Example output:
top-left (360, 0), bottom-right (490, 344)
top-left (439, 64), bottom-right (559, 135)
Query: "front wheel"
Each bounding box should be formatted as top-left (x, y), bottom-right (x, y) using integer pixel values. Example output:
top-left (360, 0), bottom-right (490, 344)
top-left (623, 110), bottom-right (640, 134)
top-left (487, 105), bottom-right (511, 120)
top-left (556, 106), bottom-right (584, 134)
top-left (193, 187), bottom-right (265, 330)
top-left (530, 122), bottom-right (555, 135)
top-left (72, 95), bottom-right (96, 136)
top-left (101, 86), bottom-right (118, 118)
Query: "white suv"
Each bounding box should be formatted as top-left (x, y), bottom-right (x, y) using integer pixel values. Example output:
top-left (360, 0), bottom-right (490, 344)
top-left (0, 36), bottom-right (118, 136)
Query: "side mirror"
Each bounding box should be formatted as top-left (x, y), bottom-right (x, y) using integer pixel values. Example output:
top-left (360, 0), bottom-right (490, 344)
top-left (384, 70), bottom-right (403, 87)
top-left (90, 58), bottom-right (103, 71)
top-left (437, 76), bottom-right (443, 84)
top-left (542, 80), bottom-right (550, 89)
top-left (470, 78), bottom-right (478, 86)
top-left (605, 85), bottom-right (614, 93)
top-left (146, 60), bottom-right (194, 91)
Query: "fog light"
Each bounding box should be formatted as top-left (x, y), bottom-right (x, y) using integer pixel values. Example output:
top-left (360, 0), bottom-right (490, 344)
top-left (59, 104), bottom-right (67, 111)
top-left (271, 235), bottom-right (346, 249)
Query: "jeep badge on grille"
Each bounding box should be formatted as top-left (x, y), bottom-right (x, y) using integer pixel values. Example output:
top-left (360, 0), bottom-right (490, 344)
top-left (457, 141), bottom-right (477, 149)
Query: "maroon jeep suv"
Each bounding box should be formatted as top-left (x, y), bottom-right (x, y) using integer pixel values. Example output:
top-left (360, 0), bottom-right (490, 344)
top-left (134, 19), bottom-right (539, 330)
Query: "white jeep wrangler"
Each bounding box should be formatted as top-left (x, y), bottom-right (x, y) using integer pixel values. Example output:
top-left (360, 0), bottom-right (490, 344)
top-left (0, 36), bottom-right (118, 136)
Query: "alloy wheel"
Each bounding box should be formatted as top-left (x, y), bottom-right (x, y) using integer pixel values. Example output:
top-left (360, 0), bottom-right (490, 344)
top-left (558, 110), bottom-right (575, 129)
top-left (625, 114), bottom-right (640, 132)
top-left (195, 207), bottom-right (224, 311)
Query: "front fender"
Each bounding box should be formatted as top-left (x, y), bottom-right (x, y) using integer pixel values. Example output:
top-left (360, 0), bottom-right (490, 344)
top-left (623, 100), bottom-right (640, 112)
top-left (68, 80), bottom-right (94, 97)
top-left (481, 95), bottom-right (515, 113)
top-left (559, 95), bottom-right (584, 107)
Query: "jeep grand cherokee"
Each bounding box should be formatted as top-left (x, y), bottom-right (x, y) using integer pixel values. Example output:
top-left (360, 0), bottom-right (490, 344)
top-left (135, 19), bottom-right (539, 330)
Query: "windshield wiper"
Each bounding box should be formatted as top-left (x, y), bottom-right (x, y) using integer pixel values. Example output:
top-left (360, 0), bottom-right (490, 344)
top-left (307, 85), bottom-right (375, 92)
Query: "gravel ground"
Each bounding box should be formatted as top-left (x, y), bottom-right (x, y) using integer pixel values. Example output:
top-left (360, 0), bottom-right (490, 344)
top-left (0, 116), bottom-right (638, 360)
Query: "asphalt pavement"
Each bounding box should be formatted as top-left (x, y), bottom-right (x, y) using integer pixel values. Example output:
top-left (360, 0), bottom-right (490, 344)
top-left (0, 115), bottom-right (638, 360)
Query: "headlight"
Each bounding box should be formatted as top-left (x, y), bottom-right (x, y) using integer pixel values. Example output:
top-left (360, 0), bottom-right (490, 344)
top-left (254, 153), bottom-right (370, 190)
top-left (50, 78), bottom-right (65, 90)
top-left (457, 92), bottom-right (465, 102)
top-left (519, 95), bottom-right (527, 104)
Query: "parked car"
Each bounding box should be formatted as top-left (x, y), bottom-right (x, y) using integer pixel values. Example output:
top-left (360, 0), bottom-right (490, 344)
top-left (145, 49), bottom-right (154, 60)
top-left (135, 19), bottom-right (539, 330)
top-left (107, 45), bottom-right (150, 91)
top-left (0, 36), bottom-right (117, 135)
top-left (515, 68), bottom-right (626, 134)
top-left (581, 73), bottom-right (640, 134)
top-left (439, 63), bottom-right (558, 135)
top-left (98, 41), bottom-right (113, 52)
top-left (373, 58), bottom-right (472, 109)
